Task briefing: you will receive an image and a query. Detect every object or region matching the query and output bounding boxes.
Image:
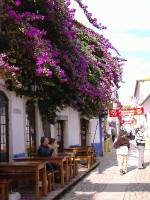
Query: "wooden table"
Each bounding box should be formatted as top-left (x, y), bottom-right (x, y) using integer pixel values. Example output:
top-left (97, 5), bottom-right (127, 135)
top-left (0, 161), bottom-right (47, 199)
top-left (14, 156), bottom-right (67, 188)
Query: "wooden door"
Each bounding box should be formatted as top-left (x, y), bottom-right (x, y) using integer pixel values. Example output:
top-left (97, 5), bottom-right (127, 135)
top-left (80, 119), bottom-right (89, 146)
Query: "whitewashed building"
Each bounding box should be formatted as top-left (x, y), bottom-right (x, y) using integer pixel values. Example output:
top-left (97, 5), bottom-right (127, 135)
top-left (134, 79), bottom-right (150, 133)
top-left (51, 111), bottom-right (101, 155)
top-left (0, 78), bottom-right (101, 162)
top-left (0, 78), bottom-right (44, 161)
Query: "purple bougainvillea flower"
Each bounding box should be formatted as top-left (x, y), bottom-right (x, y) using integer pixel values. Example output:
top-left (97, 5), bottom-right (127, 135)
top-left (15, 0), bottom-right (21, 6)
top-left (47, 69), bottom-right (52, 77)
top-left (36, 67), bottom-right (44, 76)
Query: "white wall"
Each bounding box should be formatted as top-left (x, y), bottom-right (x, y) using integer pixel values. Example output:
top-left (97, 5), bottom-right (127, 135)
top-left (135, 81), bottom-right (150, 104)
top-left (143, 97), bottom-right (150, 112)
top-left (11, 94), bottom-right (26, 157)
top-left (143, 97), bottom-right (150, 136)
top-left (11, 97), bottom-right (43, 156)
top-left (0, 79), bottom-right (25, 159)
top-left (53, 107), bottom-right (80, 147)
top-left (89, 119), bottom-right (99, 144)
top-left (0, 78), bottom-right (44, 159)
top-left (142, 82), bottom-right (150, 101)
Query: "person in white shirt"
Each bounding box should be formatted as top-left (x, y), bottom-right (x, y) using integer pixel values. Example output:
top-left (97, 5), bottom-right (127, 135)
top-left (113, 130), bottom-right (130, 175)
top-left (135, 125), bottom-right (146, 169)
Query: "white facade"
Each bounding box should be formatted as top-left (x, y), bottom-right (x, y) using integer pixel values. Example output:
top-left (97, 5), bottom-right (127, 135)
top-left (134, 80), bottom-right (150, 104)
top-left (0, 79), bottom-right (25, 159)
top-left (134, 80), bottom-right (150, 135)
top-left (0, 78), bottom-right (101, 160)
top-left (0, 78), bottom-right (43, 160)
top-left (51, 108), bottom-right (100, 148)
top-left (51, 107), bottom-right (81, 147)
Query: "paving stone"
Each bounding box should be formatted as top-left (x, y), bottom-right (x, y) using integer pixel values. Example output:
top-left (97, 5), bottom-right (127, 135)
top-left (59, 140), bottom-right (150, 200)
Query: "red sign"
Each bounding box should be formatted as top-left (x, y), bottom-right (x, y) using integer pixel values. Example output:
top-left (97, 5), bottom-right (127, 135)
top-left (109, 109), bottom-right (120, 117)
top-left (120, 119), bottom-right (133, 124)
top-left (109, 107), bottom-right (144, 117)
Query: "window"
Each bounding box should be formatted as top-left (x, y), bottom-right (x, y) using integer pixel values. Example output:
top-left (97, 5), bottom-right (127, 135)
top-left (25, 101), bottom-right (36, 156)
top-left (0, 91), bottom-right (9, 162)
top-left (56, 120), bottom-right (64, 153)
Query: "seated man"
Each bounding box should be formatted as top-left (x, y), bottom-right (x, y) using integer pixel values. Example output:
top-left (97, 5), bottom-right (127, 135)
top-left (38, 136), bottom-right (54, 157)
top-left (38, 136), bottom-right (60, 181)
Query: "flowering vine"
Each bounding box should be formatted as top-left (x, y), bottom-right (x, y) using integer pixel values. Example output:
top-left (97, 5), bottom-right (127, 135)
top-left (0, 0), bottom-right (125, 122)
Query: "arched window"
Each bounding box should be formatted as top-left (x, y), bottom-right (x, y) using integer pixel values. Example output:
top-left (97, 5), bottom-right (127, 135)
top-left (0, 91), bottom-right (9, 162)
top-left (25, 101), bottom-right (36, 156)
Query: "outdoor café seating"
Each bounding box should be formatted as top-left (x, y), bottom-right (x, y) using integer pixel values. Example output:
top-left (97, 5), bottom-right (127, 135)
top-left (0, 161), bottom-right (47, 199)
top-left (64, 146), bottom-right (97, 169)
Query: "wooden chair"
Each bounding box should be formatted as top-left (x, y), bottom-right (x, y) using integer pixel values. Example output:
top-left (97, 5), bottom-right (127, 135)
top-left (64, 148), bottom-right (92, 169)
top-left (0, 179), bottom-right (12, 200)
top-left (47, 171), bottom-right (55, 191)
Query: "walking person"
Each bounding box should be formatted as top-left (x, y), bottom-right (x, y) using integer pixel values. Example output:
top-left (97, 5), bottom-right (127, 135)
top-left (135, 125), bottom-right (146, 169)
top-left (113, 130), bottom-right (130, 175)
top-left (111, 128), bottom-right (116, 143)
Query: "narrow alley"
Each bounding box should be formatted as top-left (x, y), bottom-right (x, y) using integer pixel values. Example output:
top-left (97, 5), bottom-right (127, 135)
top-left (59, 141), bottom-right (150, 200)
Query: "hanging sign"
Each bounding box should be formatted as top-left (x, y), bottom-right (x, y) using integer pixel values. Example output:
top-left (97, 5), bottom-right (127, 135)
top-left (109, 107), bottom-right (144, 117)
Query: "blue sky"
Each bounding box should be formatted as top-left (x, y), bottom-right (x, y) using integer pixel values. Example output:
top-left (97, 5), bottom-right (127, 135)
top-left (71, 0), bottom-right (150, 104)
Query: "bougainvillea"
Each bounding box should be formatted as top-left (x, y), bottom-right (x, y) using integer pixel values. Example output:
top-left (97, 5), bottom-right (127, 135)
top-left (0, 0), bottom-right (125, 122)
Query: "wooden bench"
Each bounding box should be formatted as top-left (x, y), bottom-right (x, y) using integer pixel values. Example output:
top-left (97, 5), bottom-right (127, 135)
top-left (0, 179), bottom-right (12, 200)
top-left (75, 146), bottom-right (97, 164)
top-left (64, 147), bottom-right (92, 169)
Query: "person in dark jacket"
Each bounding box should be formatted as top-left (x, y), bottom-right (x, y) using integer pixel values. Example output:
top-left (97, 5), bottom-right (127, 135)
top-left (38, 137), bottom-right (60, 173)
top-left (38, 136), bottom-right (54, 157)
top-left (111, 128), bottom-right (116, 142)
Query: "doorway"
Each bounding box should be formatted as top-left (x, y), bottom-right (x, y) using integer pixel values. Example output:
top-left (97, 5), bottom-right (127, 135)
top-left (25, 101), bottom-right (36, 156)
top-left (56, 120), bottom-right (65, 152)
top-left (80, 119), bottom-right (89, 146)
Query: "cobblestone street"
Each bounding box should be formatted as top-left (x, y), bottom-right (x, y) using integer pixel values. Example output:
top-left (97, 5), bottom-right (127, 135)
top-left (59, 141), bottom-right (150, 200)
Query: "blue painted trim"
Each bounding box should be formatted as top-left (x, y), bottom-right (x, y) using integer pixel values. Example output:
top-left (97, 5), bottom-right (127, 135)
top-left (98, 114), bottom-right (103, 155)
top-left (13, 153), bottom-right (25, 158)
top-left (69, 144), bottom-right (80, 148)
top-left (92, 143), bottom-right (101, 156)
